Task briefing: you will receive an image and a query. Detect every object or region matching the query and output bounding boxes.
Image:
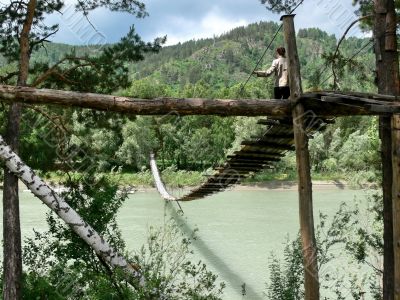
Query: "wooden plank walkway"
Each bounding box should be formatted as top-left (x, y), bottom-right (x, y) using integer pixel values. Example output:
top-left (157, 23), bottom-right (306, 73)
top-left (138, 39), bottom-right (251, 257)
top-left (150, 115), bottom-right (331, 201)
top-left (178, 115), bottom-right (330, 201)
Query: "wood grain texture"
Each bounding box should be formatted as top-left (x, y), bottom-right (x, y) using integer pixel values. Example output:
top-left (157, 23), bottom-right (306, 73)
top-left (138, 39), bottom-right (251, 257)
top-left (283, 14), bottom-right (320, 300)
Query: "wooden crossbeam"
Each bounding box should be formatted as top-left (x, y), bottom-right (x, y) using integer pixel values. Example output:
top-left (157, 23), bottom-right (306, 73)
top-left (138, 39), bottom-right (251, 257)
top-left (223, 163), bottom-right (269, 168)
top-left (227, 152), bottom-right (284, 159)
top-left (0, 85), bottom-right (398, 117)
top-left (241, 141), bottom-right (295, 151)
top-left (226, 159), bottom-right (280, 165)
top-left (257, 118), bottom-right (293, 126)
top-left (302, 90), bottom-right (399, 102)
top-left (252, 133), bottom-right (294, 139)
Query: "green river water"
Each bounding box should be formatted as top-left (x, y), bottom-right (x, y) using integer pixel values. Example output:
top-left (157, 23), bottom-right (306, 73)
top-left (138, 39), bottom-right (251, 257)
top-left (1, 187), bottom-right (370, 299)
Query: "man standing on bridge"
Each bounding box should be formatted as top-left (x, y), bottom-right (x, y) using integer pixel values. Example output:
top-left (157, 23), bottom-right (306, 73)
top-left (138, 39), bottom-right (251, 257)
top-left (253, 47), bottom-right (290, 99)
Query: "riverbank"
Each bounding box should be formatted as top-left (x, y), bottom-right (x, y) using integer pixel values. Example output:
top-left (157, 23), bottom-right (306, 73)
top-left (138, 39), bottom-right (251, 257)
top-left (0, 168), bottom-right (375, 192)
top-left (0, 180), bottom-right (354, 193)
top-left (129, 180), bottom-right (352, 195)
top-left (41, 169), bottom-right (357, 185)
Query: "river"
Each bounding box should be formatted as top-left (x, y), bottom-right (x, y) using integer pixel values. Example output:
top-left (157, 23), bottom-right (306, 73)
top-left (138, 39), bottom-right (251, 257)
top-left (1, 186), bottom-right (371, 299)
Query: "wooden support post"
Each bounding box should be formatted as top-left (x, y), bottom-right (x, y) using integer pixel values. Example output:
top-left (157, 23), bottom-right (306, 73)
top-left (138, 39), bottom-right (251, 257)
top-left (388, 2), bottom-right (400, 298)
top-left (393, 116), bottom-right (400, 300)
top-left (374, 0), bottom-right (400, 299)
top-left (282, 14), bottom-right (319, 299)
top-left (374, 1), bottom-right (395, 297)
top-left (384, 0), bottom-right (400, 298)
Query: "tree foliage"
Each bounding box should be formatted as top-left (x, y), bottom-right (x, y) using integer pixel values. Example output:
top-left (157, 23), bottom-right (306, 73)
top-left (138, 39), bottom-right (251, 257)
top-left (353, 0), bottom-right (400, 30)
top-left (259, 0), bottom-right (303, 13)
top-left (266, 192), bottom-right (384, 299)
top-left (0, 0), bottom-right (165, 297)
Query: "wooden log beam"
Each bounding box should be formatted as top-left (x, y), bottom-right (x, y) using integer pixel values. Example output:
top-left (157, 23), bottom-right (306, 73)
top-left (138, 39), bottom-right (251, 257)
top-left (0, 85), bottom-right (290, 117)
top-left (306, 90), bottom-right (399, 101)
top-left (228, 152), bottom-right (284, 159)
top-left (321, 95), bottom-right (394, 106)
top-left (283, 14), bottom-right (320, 300)
top-left (232, 154), bottom-right (283, 161)
top-left (257, 119), bottom-right (292, 126)
top-left (254, 133), bottom-right (294, 139)
top-left (224, 162), bottom-right (268, 167)
top-left (300, 97), bottom-right (374, 117)
top-left (227, 158), bottom-right (282, 164)
top-left (241, 141), bottom-right (295, 151)
top-left (207, 177), bottom-right (243, 183)
top-left (0, 84), bottom-right (394, 117)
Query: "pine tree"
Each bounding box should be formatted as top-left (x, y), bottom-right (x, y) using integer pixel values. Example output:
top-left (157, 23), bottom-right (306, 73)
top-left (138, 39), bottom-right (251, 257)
top-left (259, 0), bottom-right (302, 13)
top-left (0, 1), bottom-right (164, 299)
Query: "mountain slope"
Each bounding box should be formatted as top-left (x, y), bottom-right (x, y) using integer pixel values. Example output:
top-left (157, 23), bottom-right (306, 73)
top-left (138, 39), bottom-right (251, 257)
top-left (129, 21), bottom-right (375, 95)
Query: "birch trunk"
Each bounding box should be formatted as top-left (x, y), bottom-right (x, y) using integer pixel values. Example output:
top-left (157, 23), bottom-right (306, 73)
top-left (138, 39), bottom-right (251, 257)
top-left (0, 135), bottom-right (144, 285)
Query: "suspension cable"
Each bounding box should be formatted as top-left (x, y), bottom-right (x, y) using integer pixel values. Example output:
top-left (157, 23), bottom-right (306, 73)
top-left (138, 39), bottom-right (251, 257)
top-left (319, 38), bottom-right (374, 87)
top-left (238, 0), bottom-right (305, 95)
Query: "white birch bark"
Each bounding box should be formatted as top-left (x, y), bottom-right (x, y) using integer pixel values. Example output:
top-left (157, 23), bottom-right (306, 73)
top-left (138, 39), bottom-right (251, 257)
top-left (0, 135), bottom-right (144, 285)
top-left (149, 153), bottom-right (176, 201)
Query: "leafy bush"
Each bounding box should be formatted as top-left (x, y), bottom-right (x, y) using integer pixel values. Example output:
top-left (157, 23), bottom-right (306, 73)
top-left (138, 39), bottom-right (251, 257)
top-left (17, 174), bottom-right (223, 299)
top-left (266, 192), bottom-right (383, 299)
top-left (265, 237), bottom-right (304, 299)
top-left (131, 218), bottom-right (225, 299)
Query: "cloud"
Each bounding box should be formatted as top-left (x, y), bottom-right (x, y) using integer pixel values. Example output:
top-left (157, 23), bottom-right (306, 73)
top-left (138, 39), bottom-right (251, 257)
top-left (200, 8), bottom-right (248, 35)
top-left (48, 0), bottom-right (364, 46)
top-left (155, 8), bottom-right (249, 46)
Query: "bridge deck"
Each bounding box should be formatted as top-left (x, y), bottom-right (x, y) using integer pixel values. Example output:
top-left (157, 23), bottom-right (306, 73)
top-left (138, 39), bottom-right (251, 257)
top-left (179, 115), bottom-right (330, 201)
top-left (150, 90), bottom-right (398, 201)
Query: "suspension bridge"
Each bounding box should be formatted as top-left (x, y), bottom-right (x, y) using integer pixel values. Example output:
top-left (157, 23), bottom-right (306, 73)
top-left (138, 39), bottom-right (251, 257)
top-left (150, 90), bottom-right (400, 201)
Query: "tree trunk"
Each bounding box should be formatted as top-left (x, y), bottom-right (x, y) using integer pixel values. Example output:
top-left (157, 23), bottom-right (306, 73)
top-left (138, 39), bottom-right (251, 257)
top-left (381, 116), bottom-right (394, 300)
top-left (2, 104), bottom-right (22, 300)
top-left (3, 1), bottom-right (37, 299)
top-left (386, 0), bottom-right (400, 296)
top-left (373, 0), bottom-right (400, 299)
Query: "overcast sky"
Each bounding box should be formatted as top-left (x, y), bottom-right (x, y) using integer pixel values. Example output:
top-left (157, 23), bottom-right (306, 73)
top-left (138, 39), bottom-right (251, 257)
top-left (49, 0), bottom-right (363, 46)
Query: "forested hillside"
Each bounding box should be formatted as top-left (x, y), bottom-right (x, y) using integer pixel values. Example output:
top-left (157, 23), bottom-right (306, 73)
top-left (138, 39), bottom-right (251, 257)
top-left (128, 22), bottom-right (375, 94)
top-left (0, 21), bottom-right (380, 186)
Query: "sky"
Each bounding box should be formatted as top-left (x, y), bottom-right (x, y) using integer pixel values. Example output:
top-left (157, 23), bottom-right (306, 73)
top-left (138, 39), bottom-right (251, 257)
top-left (49, 0), bottom-right (363, 47)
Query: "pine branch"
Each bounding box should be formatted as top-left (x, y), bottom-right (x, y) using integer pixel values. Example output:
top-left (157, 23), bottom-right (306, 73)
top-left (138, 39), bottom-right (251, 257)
top-left (0, 71), bottom-right (19, 83)
top-left (333, 15), bottom-right (373, 60)
top-left (32, 57), bottom-right (95, 87)
top-left (331, 15), bottom-right (372, 89)
top-left (29, 27), bottom-right (59, 49)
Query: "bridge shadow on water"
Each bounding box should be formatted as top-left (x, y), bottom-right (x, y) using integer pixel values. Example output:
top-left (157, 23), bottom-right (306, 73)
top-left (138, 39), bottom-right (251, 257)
top-left (165, 201), bottom-right (264, 300)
